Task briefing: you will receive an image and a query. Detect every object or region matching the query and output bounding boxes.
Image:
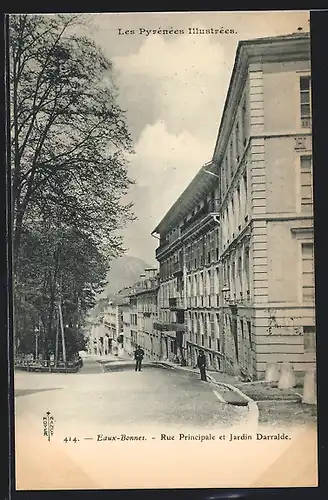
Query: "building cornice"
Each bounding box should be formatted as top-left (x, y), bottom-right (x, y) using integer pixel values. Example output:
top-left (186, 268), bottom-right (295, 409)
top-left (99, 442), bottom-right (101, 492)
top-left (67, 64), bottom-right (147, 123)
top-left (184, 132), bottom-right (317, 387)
top-left (212, 34), bottom-right (310, 163)
top-left (254, 213), bottom-right (313, 222)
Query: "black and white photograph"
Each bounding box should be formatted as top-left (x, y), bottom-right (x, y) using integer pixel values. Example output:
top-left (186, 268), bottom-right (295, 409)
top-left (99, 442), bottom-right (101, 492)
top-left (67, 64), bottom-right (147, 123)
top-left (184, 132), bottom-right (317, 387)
top-left (7, 10), bottom-right (318, 490)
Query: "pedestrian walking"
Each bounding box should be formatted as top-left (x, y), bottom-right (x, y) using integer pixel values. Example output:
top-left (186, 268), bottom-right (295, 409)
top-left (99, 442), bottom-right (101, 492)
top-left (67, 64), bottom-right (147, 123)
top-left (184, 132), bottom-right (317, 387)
top-left (197, 350), bottom-right (207, 381)
top-left (134, 345), bottom-right (144, 372)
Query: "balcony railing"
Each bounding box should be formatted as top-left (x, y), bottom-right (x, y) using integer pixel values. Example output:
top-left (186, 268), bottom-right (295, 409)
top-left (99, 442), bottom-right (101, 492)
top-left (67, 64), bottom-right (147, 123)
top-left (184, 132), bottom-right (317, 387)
top-left (181, 199), bottom-right (220, 235)
top-left (169, 297), bottom-right (185, 310)
top-left (14, 358), bottom-right (82, 373)
top-left (173, 260), bottom-right (183, 276)
top-left (153, 321), bottom-right (185, 332)
top-left (128, 278), bottom-right (159, 295)
top-left (156, 232), bottom-right (180, 258)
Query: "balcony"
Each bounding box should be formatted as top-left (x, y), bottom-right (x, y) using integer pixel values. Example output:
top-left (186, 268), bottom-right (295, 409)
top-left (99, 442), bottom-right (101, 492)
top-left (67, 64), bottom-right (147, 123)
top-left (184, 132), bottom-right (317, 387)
top-left (153, 321), bottom-right (185, 332)
top-left (155, 232), bottom-right (181, 259)
top-left (181, 199), bottom-right (220, 235)
top-left (169, 297), bottom-right (185, 310)
top-left (128, 278), bottom-right (159, 296)
top-left (173, 260), bottom-right (183, 277)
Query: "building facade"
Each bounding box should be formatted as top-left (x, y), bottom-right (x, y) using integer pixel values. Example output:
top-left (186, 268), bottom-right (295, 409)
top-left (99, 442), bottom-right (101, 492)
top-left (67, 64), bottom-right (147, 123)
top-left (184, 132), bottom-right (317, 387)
top-left (87, 300), bottom-right (120, 356)
top-left (118, 292), bottom-right (132, 356)
top-left (152, 32), bottom-right (315, 380)
top-left (153, 177), bottom-right (223, 368)
top-left (122, 269), bottom-right (160, 360)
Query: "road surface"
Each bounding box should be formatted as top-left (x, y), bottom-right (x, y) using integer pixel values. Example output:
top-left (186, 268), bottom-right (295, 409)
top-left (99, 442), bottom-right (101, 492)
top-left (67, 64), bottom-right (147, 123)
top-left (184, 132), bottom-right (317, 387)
top-left (14, 357), bottom-right (248, 432)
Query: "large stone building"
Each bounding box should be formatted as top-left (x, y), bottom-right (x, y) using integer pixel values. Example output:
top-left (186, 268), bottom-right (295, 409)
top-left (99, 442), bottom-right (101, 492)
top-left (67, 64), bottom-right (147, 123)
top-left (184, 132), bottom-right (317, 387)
top-left (123, 269), bottom-right (160, 360)
top-left (152, 31), bottom-right (315, 380)
top-left (87, 300), bottom-right (120, 355)
top-left (117, 291), bottom-right (132, 356)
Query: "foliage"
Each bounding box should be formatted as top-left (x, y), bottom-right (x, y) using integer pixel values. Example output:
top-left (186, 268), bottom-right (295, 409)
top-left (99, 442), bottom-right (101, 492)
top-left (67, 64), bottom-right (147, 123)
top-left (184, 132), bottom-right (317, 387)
top-left (10, 14), bottom-right (135, 355)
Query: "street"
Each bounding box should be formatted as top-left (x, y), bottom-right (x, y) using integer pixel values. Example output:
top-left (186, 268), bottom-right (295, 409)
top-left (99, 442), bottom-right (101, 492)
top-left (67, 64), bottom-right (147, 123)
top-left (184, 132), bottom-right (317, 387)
top-left (14, 357), bottom-right (248, 432)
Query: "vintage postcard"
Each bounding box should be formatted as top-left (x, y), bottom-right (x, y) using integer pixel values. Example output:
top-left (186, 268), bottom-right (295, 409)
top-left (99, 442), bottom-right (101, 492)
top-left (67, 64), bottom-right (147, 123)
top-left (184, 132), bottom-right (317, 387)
top-left (8, 10), bottom-right (318, 491)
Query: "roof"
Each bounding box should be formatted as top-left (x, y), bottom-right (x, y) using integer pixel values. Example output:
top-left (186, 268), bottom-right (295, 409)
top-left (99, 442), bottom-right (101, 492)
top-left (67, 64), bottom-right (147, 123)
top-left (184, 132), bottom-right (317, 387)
top-left (151, 31), bottom-right (310, 235)
top-left (152, 160), bottom-right (218, 235)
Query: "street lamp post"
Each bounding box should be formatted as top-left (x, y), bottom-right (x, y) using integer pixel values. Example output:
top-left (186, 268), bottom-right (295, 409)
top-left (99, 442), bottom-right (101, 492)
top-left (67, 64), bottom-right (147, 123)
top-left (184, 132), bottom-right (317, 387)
top-left (34, 327), bottom-right (39, 360)
top-left (55, 314), bottom-right (59, 365)
top-left (57, 299), bottom-right (67, 363)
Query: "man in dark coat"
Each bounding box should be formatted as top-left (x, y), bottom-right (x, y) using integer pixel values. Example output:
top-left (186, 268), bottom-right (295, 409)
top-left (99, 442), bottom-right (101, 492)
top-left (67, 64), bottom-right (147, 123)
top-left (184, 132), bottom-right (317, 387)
top-left (197, 350), bottom-right (207, 381)
top-left (134, 345), bottom-right (144, 372)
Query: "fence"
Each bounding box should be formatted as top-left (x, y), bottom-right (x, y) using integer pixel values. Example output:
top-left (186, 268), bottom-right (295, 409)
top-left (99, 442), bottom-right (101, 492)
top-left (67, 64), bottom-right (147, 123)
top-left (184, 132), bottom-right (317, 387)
top-left (14, 357), bottom-right (82, 373)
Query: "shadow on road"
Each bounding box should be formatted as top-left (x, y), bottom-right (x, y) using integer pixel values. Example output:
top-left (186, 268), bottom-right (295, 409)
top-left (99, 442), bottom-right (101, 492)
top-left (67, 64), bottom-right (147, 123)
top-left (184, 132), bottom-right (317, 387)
top-left (15, 388), bottom-right (63, 397)
top-left (101, 362), bottom-right (164, 373)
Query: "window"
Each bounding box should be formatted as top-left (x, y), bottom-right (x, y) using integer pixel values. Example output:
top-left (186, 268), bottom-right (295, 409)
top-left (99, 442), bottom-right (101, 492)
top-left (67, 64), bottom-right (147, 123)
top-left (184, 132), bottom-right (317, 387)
top-left (238, 256), bottom-right (243, 298)
top-left (301, 243), bottom-right (315, 301)
top-left (231, 317), bottom-right (239, 361)
top-left (300, 155), bottom-right (313, 213)
top-left (243, 171), bottom-right (247, 197)
top-left (303, 326), bottom-right (316, 352)
top-left (231, 260), bottom-right (236, 299)
top-left (244, 247), bottom-right (250, 294)
top-left (242, 100), bottom-right (247, 146)
top-left (243, 171), bottom-right (248, 221)
top-left (247, 321), bottom-right (252, 344)
top-left (237, 186), bottom-right (241, 229)
top-left (236, 122), bottom-right (240, 160)
top-left (221, 163), bottom-right (226, 197)
top-left (300, 76), bottom-right (311, 128)
top-left (230, 140), bottom-right (234, 176)
top-left (240, 320), bottom-right (244, 339)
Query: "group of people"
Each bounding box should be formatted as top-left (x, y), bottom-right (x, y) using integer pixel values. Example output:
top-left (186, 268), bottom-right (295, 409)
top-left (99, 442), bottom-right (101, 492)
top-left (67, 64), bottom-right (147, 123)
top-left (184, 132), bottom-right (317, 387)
top-left (133, 345), bottom-right (208, 381)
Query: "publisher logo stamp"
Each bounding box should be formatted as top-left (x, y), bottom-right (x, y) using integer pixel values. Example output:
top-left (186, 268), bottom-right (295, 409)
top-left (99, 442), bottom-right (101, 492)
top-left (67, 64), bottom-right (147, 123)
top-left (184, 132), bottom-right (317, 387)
top-left (43, 411), bottom-right (55, 441)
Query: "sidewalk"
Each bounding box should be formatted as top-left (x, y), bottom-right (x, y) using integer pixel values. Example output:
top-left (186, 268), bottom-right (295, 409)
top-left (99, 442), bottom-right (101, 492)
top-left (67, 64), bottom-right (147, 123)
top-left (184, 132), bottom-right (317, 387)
top-left (233, 380), bottom-right (317, 427)
top-left (234, 381), bottom-right (302, 403)
top-left (151, 359), bottom-right (318, 425)
top-left (91, 352), bottom-right (135, 371)
top-left (152, 359), bottom-right (249, 406)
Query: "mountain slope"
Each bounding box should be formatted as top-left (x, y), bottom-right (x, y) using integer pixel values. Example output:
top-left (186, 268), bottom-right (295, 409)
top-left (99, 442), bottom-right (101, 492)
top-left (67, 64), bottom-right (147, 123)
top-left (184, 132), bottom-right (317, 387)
top-left (87, 255), bottom-right (155, 324)
top-left (100, 254), bottom-right (153, 299)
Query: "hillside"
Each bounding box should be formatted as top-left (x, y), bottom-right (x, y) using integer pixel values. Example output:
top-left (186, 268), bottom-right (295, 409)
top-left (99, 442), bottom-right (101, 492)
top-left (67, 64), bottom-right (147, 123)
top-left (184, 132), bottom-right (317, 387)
top-left (102, 254), bottom-right (153, 298)
top-left (94, 254), bottom-right (155, 303)
top-left (87, 255), bottom-right (154, 323)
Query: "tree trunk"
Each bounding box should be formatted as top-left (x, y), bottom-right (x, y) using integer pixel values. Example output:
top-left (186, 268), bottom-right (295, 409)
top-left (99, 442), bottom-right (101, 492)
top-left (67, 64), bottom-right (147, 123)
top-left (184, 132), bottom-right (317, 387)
top-left (13, 208), bottom-right (24, 273)
top-left (46, 272), bottom-right (56, 354)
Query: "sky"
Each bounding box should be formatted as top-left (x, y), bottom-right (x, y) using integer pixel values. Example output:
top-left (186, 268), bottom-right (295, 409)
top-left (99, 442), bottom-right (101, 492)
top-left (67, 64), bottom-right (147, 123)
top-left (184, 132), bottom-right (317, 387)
top-left (83, 11), bottom-right (309, 266)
